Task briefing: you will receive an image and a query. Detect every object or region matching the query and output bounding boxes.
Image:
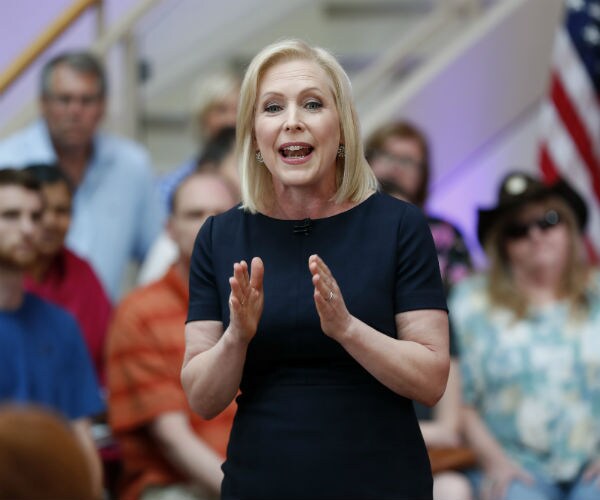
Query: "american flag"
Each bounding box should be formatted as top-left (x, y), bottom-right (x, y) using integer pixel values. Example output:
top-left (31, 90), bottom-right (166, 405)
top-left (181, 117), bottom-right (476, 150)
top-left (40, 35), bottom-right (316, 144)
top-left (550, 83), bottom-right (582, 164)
top-left (539, 0), bottom-right (600, 260)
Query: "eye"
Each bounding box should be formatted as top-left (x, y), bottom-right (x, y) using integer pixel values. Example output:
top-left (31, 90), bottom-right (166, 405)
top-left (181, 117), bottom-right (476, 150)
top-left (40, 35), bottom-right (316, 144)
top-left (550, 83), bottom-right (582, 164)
top-left (264, 102), bottom-right (282, 113)
top-left (305, 100), bottom-right (322, 111)
top-left (1, 210), bottom-right (20, 221)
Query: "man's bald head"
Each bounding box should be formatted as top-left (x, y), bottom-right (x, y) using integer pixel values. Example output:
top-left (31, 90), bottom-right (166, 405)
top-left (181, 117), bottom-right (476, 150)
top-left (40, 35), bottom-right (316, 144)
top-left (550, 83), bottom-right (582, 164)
top-left (168, 173), bottom-right (237, 261)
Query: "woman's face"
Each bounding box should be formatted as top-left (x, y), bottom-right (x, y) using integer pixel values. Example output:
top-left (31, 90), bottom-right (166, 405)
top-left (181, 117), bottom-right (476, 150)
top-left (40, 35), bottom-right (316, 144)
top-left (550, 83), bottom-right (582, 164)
top-left (253, 58), bottom-right (341, 196)
top-left (504, 201), bottom-right (571, 276)
top-left (369, 135), bottom-right (424, 203)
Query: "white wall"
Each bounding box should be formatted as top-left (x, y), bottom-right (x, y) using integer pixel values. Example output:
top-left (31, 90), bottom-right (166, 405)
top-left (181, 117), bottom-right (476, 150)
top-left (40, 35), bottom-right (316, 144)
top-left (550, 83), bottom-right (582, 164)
top-left (427, 104), bottom-right (541, 267)
top-left (358, 0), bottom-right (564, 268)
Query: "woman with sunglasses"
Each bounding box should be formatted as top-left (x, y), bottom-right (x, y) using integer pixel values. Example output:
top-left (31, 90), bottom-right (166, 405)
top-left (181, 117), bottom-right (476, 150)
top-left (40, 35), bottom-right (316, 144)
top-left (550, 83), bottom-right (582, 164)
top-left (449, 171), bottom-right (600, 500)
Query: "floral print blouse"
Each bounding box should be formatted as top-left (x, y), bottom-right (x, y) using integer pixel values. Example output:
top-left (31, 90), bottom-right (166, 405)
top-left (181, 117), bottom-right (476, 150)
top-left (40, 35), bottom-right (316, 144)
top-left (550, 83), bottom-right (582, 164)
top-left (427, 216), bottom-right (472, 294)
top-left (449, 272), bottom-right (600, 481)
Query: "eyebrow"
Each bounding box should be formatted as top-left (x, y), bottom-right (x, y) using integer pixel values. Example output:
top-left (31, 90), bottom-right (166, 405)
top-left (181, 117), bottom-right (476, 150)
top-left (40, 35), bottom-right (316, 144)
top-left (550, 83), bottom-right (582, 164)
top-left (259, 87), bottom-right (325, 100)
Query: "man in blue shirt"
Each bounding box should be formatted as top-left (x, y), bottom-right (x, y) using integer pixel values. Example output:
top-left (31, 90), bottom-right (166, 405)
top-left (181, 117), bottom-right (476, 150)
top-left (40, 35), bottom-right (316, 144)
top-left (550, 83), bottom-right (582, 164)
top-left (0, 168), bottom-right (105, 497)
top-left (0, 51), bottom-right (165, 300)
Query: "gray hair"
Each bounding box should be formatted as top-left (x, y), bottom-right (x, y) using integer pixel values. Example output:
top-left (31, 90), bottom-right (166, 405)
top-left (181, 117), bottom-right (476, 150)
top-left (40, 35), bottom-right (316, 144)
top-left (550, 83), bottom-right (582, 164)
top-left (40, 51), bottom-right (107, 97)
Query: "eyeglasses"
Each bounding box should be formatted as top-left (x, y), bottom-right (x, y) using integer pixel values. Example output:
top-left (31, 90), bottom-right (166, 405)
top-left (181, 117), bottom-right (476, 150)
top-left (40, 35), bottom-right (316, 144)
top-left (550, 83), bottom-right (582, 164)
top-left (503, 210), bottom-right (562, 240)
top-left (373, 150), bottom-right (422, 170)
top-left (45, 93), bottom-right (102, 108)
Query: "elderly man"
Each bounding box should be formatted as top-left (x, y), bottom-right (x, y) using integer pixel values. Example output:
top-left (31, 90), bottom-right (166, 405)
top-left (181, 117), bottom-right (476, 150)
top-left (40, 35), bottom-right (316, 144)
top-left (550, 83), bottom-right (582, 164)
top-left (0, 51), bottom-right (164, 300)
top-left (0, 168), bottom-right (104, 498)
top-left (107, 172), bottom-right (238, 500)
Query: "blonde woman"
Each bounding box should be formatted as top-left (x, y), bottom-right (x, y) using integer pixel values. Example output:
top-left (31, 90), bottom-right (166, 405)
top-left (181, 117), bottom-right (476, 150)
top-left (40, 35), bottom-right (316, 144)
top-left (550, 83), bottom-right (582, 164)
top-left (182, 39), bottom-right (449, 499)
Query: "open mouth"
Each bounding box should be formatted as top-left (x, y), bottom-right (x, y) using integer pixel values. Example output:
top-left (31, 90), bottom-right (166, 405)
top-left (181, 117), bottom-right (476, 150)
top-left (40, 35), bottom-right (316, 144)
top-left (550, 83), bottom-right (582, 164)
top-left (279, 144), bottom-right (314, 159)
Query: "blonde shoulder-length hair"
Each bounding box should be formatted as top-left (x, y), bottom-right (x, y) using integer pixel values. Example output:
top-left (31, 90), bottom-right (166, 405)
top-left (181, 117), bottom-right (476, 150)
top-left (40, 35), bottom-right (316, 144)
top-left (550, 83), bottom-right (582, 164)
top-left (484, 196), bottom-right (591, 318)
top-left (236, 38), bottom-right (377, 214)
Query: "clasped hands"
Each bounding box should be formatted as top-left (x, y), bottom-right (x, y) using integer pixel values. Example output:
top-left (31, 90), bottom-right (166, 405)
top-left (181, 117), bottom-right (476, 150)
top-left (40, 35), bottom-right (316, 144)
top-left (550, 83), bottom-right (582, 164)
top-left (227, 254), bottom-right (352, 343)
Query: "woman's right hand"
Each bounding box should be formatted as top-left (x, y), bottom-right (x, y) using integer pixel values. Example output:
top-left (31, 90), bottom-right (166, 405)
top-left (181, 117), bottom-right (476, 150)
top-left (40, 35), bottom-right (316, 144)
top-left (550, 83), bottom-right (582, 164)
top-left (227, 257), bottom-right (264, 344)
top-left (481, 457), bottom-right (534, 500)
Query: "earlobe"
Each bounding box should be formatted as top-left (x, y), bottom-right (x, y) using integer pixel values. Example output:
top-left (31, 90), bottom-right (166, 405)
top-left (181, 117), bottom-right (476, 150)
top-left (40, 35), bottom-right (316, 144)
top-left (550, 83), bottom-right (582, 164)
top-left (165, 219), bottom-right (176, 241)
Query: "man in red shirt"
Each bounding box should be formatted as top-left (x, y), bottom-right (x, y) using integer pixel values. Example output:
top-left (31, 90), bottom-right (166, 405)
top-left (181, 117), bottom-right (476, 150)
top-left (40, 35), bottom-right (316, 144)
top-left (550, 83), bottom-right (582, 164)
top-left (107, 172), bottom-right (237, 500)
top-left (24, 164), bottom-right (111, 384)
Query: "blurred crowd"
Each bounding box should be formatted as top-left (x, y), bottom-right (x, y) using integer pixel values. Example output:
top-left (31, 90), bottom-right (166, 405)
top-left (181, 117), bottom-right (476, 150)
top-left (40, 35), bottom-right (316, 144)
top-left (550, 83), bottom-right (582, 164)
top-left (0, 49), bottom-right (598, 500)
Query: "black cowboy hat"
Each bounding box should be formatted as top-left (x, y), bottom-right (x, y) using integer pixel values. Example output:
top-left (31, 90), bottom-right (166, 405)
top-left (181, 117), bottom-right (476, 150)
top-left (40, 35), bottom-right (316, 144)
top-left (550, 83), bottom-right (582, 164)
top-left (477, 171), bottom-right (588, 247)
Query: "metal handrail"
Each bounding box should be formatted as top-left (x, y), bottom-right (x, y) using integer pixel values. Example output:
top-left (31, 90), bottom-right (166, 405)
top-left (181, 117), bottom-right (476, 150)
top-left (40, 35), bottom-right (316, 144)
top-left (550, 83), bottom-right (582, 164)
top-left (352, 4), bottom-right (454, 100)
top-left (351, 0), bottom-right (485, 101)
top-left (1, 0), bottom-right (487, 139)
top-left (90, 0), bottom-right (162, 55)
top-left (0, 0), bottom-right (164, 138)
top-left (0, 0), bottom-right (102, 95)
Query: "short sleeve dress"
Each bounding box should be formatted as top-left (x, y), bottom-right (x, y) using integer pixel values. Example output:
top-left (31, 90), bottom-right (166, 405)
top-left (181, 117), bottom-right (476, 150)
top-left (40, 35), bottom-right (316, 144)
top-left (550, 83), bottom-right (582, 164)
top-left (187, 192), bottom-right (447, 500)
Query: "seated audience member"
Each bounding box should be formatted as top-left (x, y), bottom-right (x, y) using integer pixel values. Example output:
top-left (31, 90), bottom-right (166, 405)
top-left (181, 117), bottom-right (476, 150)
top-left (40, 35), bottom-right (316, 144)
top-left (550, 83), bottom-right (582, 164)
top-left (157, 71), bottom-right (240, 210)
top-left (107, 172), bottom-right (238, 500)
top-left (23, 164), bottom-right (111, 384)
top-left (0, 404), bottom-right (95, 500)
top-left (138, 127), bottom-right (239, 285)
top-left (366, 121), bottom-right (471, 291)
top-left (0, 169), bottom-right (104, 498)
top-left (450, 172), bottom-right (600, 500)
top-left (0, 51), bottom-right (165, 301)
top-left (366, 121), bottom-right (473, 500)
top-left (196, 126), bottom-right (239, 198)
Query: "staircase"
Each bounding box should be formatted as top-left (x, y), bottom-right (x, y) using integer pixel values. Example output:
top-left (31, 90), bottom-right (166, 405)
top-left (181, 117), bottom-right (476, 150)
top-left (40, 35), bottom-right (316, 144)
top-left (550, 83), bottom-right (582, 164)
top-left (1, 0), bottom-right (565, 264)
top-left (136, 0), bottom-right (486, 171)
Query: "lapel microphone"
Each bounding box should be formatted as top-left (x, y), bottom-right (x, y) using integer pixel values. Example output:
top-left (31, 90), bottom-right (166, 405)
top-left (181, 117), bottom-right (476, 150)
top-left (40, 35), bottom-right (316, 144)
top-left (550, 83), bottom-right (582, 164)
top-left (293, 218), bottom-right (312, 236)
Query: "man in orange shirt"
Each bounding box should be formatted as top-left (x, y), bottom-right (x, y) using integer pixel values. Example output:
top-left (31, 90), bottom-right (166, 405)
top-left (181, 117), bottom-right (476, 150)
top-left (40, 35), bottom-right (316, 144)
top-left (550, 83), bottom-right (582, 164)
top-left (107, 172), bottom-right (237, 500)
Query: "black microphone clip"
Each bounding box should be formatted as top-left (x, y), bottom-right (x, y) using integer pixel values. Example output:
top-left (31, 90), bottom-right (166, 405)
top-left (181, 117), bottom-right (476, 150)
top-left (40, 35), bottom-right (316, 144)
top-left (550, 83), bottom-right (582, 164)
top-left (293, 218), bottom-right (312, 236)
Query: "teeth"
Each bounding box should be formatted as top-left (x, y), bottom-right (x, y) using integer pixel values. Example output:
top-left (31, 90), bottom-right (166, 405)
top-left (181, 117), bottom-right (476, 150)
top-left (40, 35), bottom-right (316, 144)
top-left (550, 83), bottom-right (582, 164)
top-left (281, 144), bottom-right (312, 159)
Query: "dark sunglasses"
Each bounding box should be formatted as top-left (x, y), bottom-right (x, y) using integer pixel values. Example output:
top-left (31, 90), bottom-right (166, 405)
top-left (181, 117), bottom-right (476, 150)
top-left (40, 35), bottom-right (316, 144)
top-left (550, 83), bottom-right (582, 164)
top-left (504, 210), bottom-right (562, 240)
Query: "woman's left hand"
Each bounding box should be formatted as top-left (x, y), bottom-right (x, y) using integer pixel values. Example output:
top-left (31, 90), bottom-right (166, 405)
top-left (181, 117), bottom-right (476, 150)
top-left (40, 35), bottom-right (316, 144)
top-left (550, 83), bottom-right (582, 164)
top-left (582, 458), bottom-right (600, 485)
top-left (308, 254), bottom-right (352, 340)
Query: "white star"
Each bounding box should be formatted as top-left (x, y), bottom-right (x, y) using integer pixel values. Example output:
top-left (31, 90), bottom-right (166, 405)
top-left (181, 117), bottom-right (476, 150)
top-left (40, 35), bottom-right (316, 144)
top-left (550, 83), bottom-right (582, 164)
top-left (583, 24), bottom-right (600, 45)
top-left (567, 0), bottom-right (585, 11)
top-left (506, 175), bottom-right (527, 195)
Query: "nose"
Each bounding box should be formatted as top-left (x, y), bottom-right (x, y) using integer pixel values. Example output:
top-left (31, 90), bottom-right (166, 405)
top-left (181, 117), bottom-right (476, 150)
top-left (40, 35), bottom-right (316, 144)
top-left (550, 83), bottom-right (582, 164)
top-left (21, 214), bottom-right (38, 237)
top-left (66, 100), bottom-right (85, 116)
top-left (527, 225), bottom-right (544, 240)
top-left (284, 105), bottom-right (303, 131)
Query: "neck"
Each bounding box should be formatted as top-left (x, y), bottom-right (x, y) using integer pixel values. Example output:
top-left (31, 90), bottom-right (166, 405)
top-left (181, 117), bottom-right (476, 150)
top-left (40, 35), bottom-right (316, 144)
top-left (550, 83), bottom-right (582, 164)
top-left (268, 182), bottom-right (352, 220)
top-left (0, 265), bottom-right (26, 311)
top-left (512, 266), bottom-right (563, 306)
top-left (28, 253), bottom-right (55, 283)
top-left (53, 141), bottom-right (92, 187)
top-left (175, 258), bottom-right (190, 286)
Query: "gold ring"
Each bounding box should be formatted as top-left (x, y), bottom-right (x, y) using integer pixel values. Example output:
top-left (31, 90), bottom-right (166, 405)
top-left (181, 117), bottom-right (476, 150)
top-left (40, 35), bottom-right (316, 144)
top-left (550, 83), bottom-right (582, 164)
top-left (326, 290), bottom-right (334, 302)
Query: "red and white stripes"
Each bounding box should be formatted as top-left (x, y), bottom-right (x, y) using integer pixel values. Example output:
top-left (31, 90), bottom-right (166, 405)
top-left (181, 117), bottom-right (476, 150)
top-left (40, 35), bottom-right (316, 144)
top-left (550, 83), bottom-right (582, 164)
top-left (539, 25), bottom-right (600, 261)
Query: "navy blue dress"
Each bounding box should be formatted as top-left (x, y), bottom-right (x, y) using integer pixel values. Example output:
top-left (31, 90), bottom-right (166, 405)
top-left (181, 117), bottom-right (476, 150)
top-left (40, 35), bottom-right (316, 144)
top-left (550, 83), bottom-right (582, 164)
top-left (187, 192), bottom-right (447, 500)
